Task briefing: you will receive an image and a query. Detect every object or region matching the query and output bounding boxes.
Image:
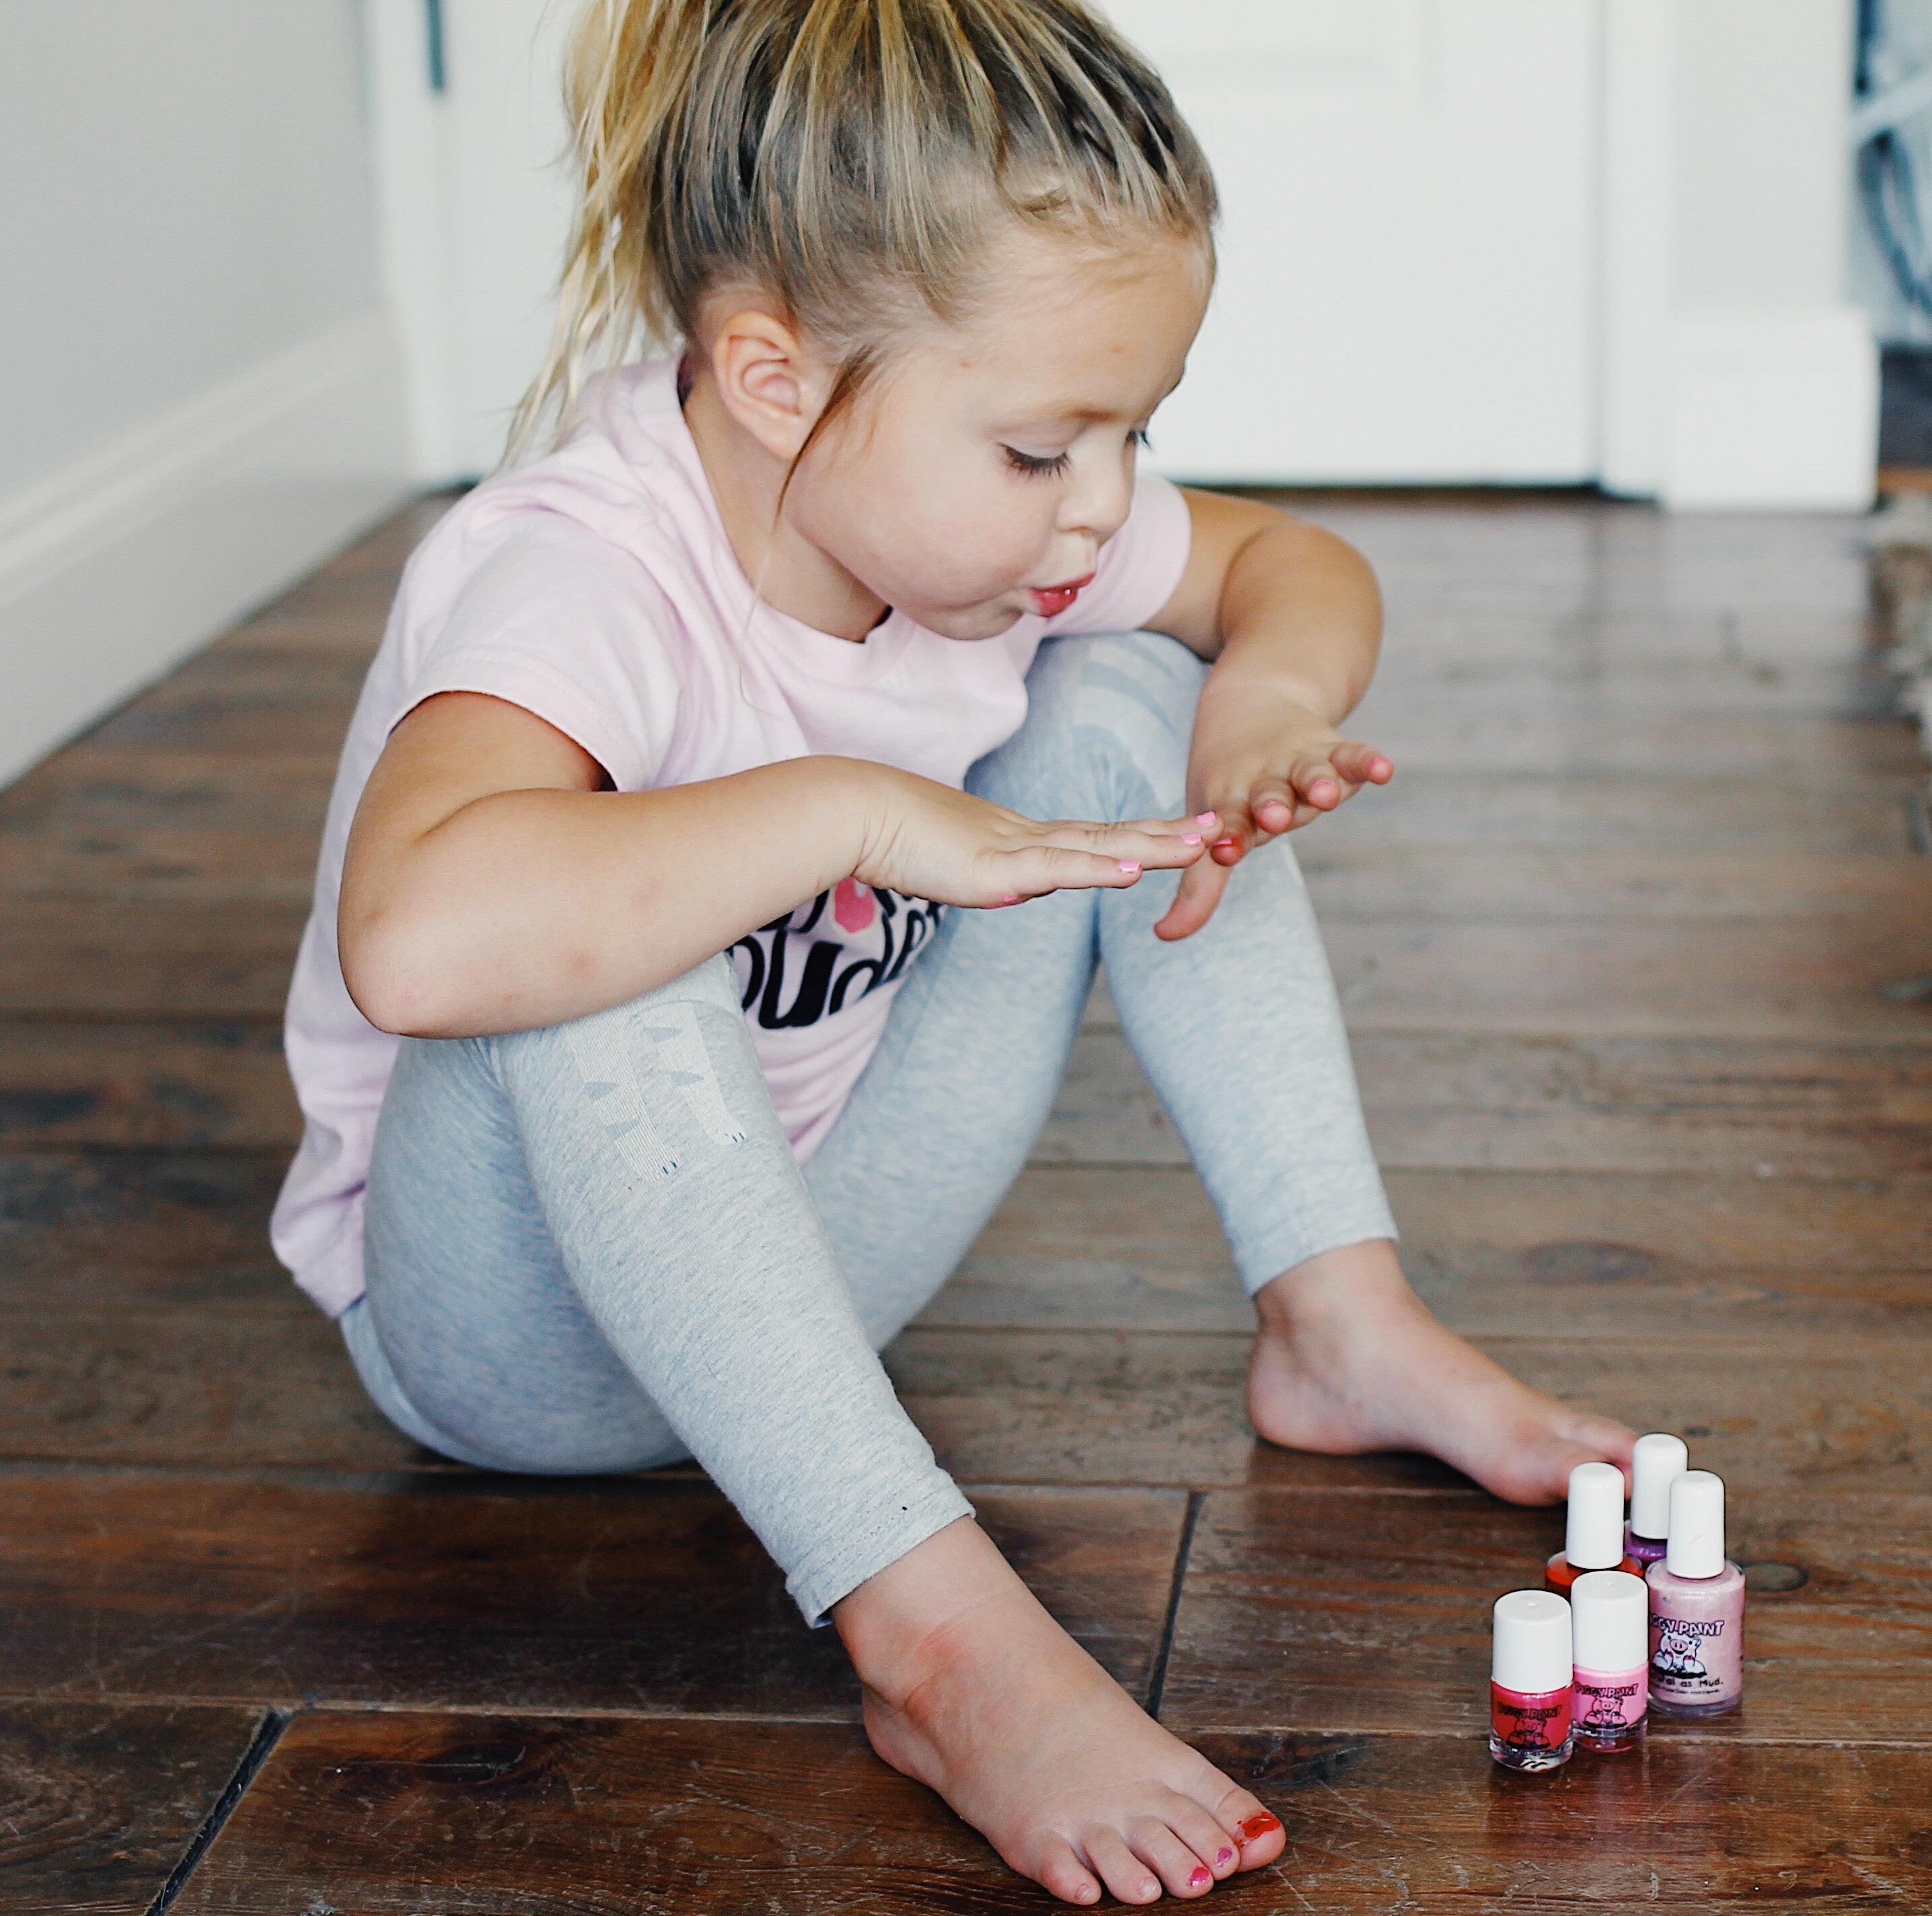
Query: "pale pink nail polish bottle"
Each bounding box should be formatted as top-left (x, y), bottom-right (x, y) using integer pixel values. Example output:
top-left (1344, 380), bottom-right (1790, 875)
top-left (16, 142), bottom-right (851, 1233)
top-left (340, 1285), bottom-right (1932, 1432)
top-left (1646, 1469), bottom-right (1745, 1718)
top-left (1489, 1590), bottom-right (1574, 1771)
top-left (1569, 1570), bottom-right (1649, 1753)
top-left (1625, 1432), bottom-right (1688, 1571)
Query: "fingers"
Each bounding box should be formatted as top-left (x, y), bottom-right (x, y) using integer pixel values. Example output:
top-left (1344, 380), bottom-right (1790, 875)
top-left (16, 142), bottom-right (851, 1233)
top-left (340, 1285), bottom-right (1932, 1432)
top-left (1154, 853), bottom-right (1229, 941)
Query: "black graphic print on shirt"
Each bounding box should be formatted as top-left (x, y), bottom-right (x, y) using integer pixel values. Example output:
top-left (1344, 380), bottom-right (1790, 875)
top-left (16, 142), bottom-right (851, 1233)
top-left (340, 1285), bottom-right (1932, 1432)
top-left (731, 879), bottom-right (944, 1030)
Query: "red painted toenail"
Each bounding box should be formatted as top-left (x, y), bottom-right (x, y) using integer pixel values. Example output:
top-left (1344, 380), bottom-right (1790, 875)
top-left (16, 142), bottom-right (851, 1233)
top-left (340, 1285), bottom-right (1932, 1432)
top-left (1238, 1811), bottom-right (1281, 1843)
top-left (1189, 1866), bottom-right (1212, 1889)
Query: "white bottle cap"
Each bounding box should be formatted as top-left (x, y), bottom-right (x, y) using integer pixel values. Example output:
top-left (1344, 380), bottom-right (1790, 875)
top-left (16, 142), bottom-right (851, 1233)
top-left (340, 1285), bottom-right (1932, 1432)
top-left (1564, 1460), bottom-right (1628, 1568)
top-left (1492, 1589), bottom-right (1572, 1693)
top-left (1569, 1569), bottom-right (1647, 1670)
top-left (1664, 1469), bottom-right (1727, 1579)
top-left (1629, 1432), bottom-right (1688, 1539)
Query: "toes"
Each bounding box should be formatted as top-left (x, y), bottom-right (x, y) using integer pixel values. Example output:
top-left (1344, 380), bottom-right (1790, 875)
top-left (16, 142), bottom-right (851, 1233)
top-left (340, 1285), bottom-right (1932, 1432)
top-left (1086, 1829), bottom-right (1165, 1905)
top-left (1159, 1792), bottom-right (1243, 1880)
top-left (1128, 1816), bottom-right (1216, 1899)
top-left (1214, 1786), bottom-right (1286, 1870)
top-left (1037, 1837), bottom-right (1103, 1906)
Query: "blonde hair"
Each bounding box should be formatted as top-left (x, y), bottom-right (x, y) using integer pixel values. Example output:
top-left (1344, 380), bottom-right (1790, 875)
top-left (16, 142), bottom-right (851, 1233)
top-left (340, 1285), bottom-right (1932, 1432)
top-left (508, 0), bottom-right (1217, 460)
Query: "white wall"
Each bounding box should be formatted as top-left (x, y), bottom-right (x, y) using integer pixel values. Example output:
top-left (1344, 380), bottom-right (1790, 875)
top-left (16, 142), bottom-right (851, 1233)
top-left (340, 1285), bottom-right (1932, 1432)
top-left (0, 0), bottom-right (413, 789)
top-left (1602, 0), bottom-right (1877, 508)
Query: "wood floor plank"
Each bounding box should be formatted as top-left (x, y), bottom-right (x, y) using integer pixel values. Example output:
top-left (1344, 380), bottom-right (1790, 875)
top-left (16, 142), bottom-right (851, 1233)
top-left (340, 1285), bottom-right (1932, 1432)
top-left (170, 1711), bottom-right (1932, 1915)
top-left (0, 1150), bottom-right (289, 1313)
top-left (0, 1021), bottom-right (298, 1148)
top-left (1160, 1488), bottom-right (1932, 1747)
top-left (1311, 771), bottom-right (1912, 856)
top-left (0, 1309), bottom-right (424, 1470)
top-left (925, 1165), bottom-right (1932, 1339)
top-left (886, 1327), bottom-right (1932, 1494)
top-left (0, 1701), bottom-right (267, 1915)
top-left (0, 901), bottom-right (303, 1015)
top-left (1043, 1029), bottom-right (1932, 1174)
top-left (0, 1473), bottom-right (1183, 1713)
top-left (1322, 916), bottom-right (1932, 1039)
top-left (1299, 844), bottom-right (1930, 922)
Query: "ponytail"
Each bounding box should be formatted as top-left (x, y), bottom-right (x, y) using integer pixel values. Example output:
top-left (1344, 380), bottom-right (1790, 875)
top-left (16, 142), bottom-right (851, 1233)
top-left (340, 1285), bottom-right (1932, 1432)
top-left (507, 0), bottom-right (1216, 462)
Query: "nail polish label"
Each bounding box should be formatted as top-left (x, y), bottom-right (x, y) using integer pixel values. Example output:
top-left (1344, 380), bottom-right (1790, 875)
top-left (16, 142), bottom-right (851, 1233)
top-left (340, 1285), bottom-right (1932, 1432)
top-left (1573, 1662), bottom-right (1647, 1732)
top-left (1649, 1607), bottom-right (1743, 1707)
top-left (1489, 1681), bottom-right (1572, 1753)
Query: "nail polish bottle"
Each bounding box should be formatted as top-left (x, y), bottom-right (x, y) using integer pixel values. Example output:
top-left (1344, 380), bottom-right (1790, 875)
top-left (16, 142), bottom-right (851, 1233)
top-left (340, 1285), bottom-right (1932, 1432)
top-left (1646, 1469), bottom-right (1745, 1718)
top-left (1569, 1570), bottom-right (1649, 1753)
top-left (1489, 1590), bottom-right (1574, 1772)
top-left (1625, 1432), bottom-right (1688, 1571)
top-left (1545, 1460), bottom-right (1639, 1594)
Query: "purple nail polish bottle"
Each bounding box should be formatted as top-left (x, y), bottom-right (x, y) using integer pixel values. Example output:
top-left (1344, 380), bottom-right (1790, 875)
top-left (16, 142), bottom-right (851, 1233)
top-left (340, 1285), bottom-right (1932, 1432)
top-left (1625, 1432), bottom-right (1688, 1571)
top-left (1646, 1470), bottom-right (1745, 1718)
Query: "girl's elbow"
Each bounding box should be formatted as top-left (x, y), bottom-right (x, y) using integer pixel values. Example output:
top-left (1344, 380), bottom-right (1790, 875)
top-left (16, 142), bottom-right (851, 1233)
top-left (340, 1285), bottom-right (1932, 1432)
top-left (340, 912), bottom-right (453, 1037)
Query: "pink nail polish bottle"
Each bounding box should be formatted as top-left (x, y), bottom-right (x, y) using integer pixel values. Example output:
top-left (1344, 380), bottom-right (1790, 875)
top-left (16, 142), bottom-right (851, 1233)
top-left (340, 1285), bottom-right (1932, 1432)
top-left (1646, 1469), bottom-right (1745, 1718)
top-left (1625, 1432), bottom-right (1688, 1572)
top-left (1489, 1590), bottom-right (1574, 1772)
top-left (1569, 1570), bottom-right (1649, 1753)
top-left (1545, 1460), bottom-right (1640, 1594)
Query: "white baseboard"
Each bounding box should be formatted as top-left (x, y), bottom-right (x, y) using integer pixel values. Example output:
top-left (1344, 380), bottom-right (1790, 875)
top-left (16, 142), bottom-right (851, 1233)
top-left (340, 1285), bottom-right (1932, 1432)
top-left (1662, 305), bottom-right (1879, 512)
top-left (0, 309), bottom-right (414, 790)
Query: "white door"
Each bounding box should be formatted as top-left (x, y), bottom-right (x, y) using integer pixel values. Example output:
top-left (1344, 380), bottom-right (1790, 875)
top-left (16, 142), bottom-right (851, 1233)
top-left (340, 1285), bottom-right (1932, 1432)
top-left (373, 0), bottom-right (1598, 484)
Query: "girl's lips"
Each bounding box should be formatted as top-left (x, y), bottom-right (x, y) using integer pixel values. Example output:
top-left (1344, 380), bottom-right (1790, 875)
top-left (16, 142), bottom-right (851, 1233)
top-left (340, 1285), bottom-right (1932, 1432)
top-left (1028, 573), bottom-right (1095, 618)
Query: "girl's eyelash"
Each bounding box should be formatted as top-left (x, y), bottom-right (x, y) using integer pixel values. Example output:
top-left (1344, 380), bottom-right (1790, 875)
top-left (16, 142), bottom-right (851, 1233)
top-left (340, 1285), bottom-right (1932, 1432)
top-left (1003, 430), bottom-right (1151, 478)
top-left (1003, 445), bottom-right (1071, 478)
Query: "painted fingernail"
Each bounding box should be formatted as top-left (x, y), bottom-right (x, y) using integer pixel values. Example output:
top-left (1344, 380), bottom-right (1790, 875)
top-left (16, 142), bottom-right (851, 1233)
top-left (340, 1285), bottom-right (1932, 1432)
top-left (1238, 1812), bottom-right (1281, 1843)
top-left (1189, 1866), bottom-right (1212, 1890)
top-left (1118, 860), bottom-right (1141, 874)
top-left (1196, 811), bottom-right (1218, 825)
top-left (1181, 833), bottom-right (1202, 844)
top-left (1212, 838), bottom-right (1238, 852)
top-left (1215, 1847), bottom-right (1234, 1868)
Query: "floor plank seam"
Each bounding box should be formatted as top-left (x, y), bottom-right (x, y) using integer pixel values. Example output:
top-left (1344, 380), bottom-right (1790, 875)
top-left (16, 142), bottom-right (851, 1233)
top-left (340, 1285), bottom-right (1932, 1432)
top-left (143, 1704), bottom-right (289, 1915)
top-left (1144, 1490), bottom-right (1205, 1721)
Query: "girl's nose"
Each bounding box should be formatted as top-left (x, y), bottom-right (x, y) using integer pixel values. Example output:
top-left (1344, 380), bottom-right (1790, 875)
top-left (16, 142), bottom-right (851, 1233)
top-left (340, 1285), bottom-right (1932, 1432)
top-left (1058, 459), bottom-right (1134, 545)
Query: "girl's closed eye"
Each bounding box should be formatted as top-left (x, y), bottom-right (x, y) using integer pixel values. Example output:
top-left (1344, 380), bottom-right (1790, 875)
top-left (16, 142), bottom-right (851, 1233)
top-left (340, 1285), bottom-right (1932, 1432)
top-left (1002, 429), bottom-right (1150, 480)
top-left (1002, 445), bottom-right (1072, 479)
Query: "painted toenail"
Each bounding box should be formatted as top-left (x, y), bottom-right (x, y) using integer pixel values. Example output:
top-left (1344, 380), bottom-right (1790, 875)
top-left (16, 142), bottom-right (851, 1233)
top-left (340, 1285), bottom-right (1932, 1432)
top-left (1189, 1866), bottom-right (1212, 1889)
top-left (1215, 1847), bottom-right (1234, 1868)
top-left (1238, 1811), bottom-right (1281, 1843)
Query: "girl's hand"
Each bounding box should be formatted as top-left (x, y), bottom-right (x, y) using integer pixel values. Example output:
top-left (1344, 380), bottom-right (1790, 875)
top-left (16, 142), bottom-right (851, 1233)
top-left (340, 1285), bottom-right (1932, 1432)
top-left (852, 764), bottom-right (1212, 909)
top-left (1154, 679), bottom-right (1392, 941)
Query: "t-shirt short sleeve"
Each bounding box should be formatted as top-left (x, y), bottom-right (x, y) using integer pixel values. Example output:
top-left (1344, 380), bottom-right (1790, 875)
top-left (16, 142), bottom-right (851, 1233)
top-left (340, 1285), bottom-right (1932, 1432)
top-left (404, 515), bottom-right (683, 791)
top-left (1043, 474), bottom-right (1192, 639)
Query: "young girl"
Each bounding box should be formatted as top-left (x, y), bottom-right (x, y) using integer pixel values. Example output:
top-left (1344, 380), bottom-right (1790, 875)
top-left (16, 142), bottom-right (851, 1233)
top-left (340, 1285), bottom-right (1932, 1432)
top-left (274, 0), bottom-right (1633, 1900)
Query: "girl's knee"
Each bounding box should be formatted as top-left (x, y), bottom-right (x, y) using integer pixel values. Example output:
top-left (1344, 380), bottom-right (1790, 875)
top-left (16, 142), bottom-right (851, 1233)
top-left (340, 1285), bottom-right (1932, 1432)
top-left (973, 631), bottom-right (1205, 821)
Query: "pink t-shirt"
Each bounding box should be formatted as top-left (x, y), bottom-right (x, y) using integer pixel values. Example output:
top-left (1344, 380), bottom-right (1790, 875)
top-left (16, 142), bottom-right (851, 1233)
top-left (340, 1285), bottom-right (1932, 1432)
top-left (272, 358), bottom-right (1193, 1315)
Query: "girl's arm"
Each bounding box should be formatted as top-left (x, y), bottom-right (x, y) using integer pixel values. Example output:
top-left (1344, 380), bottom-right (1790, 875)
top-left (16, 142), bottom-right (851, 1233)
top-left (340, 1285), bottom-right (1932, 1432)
top-left (340, 690), bottom-right (1209, 1038)
top-left (1145, 488), bottom-right (1394, 939)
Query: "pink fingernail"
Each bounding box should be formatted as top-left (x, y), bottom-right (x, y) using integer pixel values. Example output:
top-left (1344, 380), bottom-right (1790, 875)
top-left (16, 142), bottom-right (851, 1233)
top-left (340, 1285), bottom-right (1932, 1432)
top-left (1118, 860), bottom-right (1141, 875)
top-left (1189, 1866), bottom-right (1212, 1890)
top-left (1181, 833), bottom-right (1202, 844)
top-left (1215, 1847), bottom-right (1234, 1868)
top-left (1196, 812), bottom-right (1217, 825)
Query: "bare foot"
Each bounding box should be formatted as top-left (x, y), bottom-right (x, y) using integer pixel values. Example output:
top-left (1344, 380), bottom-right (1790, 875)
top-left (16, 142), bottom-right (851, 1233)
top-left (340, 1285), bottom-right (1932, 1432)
top-left (1247, 1239), bottom-right (1636, 1503)
top-left (835, 1518), bottom-right (1286, 1904)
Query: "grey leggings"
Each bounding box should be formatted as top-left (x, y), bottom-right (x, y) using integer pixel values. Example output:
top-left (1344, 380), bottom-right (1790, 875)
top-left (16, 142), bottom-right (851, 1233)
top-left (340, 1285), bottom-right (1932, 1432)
top-left (344, 632), bottom-right (1395, 1621)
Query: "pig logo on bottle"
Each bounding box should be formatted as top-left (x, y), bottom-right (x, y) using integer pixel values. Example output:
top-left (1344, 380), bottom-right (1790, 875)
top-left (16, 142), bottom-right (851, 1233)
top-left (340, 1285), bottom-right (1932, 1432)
top-left (1651, 1615), bottom-right (1725, 1678)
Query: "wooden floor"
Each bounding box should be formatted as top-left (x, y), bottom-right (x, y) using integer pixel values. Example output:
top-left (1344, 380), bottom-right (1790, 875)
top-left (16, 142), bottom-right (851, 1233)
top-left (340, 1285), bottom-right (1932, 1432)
top-left (3, 494), bottom-right (1929, 1913)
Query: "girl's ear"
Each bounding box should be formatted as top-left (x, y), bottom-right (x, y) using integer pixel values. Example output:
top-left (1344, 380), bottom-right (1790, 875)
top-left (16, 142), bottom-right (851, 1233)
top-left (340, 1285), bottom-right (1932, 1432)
top-left (707, 308), bottom-right (837, 461)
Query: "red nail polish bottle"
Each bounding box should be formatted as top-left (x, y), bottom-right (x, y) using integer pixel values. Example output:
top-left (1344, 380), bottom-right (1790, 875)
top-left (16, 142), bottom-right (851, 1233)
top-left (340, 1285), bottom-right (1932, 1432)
top-left (1489, 1590), bottom-right (1574, 1772)
top-left (1545, 1460), bottom-right (1640, 1593)
top-left (1569, 1570), bottom-right (1649, 1753)
top-left (1647, 1471), bottom-right (1745, 1718)
top-left (1624, 1432), bottom-right (1688, 1572)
